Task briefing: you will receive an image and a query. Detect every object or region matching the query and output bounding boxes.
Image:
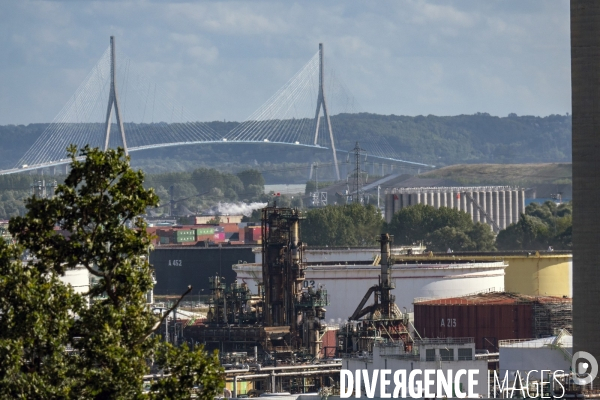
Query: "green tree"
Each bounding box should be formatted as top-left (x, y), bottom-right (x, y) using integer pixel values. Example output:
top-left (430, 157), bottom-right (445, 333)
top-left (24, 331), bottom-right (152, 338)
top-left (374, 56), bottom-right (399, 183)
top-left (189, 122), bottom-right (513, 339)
top-left (387, 204), bottom-right (472, 244)
top-left (466, 222), bottom-right (497, 251)
top-left (191, 168), bottom-right (225, 193)
top-left (495, 201), bottom-right (572, 250)
top-left (496, 214), bottom-right (550, 250)
top-left (237, 169), bottom-right (265, 191)
top-left (0, 146), bottom-right (224, 399)
top-left (302, 203), bottom-right (383, 246)
top-left (425, 226), bottom-right (474, 252)
top-left (387, 204), bottom-right (495, 251)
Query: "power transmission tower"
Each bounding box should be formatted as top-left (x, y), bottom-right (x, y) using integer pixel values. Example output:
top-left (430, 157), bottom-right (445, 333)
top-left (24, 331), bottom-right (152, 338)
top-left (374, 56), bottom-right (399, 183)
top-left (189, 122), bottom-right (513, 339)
top-left (351, 142), bottom-right (366, 204)
top-left (103, 36), bottom-right (128, 154)
top-left (311, 43), bottom-right (340, 181)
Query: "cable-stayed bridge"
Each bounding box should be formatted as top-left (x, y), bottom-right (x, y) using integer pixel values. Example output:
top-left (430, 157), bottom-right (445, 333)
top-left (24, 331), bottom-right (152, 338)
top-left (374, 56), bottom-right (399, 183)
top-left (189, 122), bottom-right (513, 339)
top-left (0, 37), bottom-right (433, 177)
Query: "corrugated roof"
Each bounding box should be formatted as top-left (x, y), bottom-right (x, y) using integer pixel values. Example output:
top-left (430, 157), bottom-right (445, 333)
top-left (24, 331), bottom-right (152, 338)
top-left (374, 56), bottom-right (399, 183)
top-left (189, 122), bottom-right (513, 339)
top-left (415, 291), bottom-right (571, 305)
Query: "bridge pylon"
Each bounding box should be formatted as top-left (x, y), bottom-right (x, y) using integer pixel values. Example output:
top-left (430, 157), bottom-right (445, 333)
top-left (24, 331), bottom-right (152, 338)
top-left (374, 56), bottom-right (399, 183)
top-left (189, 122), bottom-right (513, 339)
top-left (311, 43), bottom-right (340, 181)
top-left (103, 36), bottom-right (128, 154)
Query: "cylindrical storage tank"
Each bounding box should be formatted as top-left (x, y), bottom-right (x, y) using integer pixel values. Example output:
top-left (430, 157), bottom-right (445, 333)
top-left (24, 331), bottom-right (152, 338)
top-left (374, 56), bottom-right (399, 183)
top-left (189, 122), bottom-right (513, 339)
top-left (440, 191), bottom-right (448, 208)
top-left (151, 246), bottom-right (254, 294)
top-left (402, 193), bottom-right (410, 208)
top-left (472, 191), bottom-right (479, 222)
top-left (447, 190), bottom-right (454, 209)
top-left (491, 191), bottom-right (500, 231)
top-left (433, 192), bottom-right (440, 208)
top-left (301, 260), bottom-right (507, 322)
top-left (479, 191), bottom-right (487, 223)
top-left (422, 191), bottom-right (429, 206)
top-left (410, 193), bottom-right (419, 206)
top-left (460, 191), bottom-right (468, 212)
top-left (427, 192), bottom-right (434, 205)
top-left (485, 191), bottom-right (493, 226)
top-left (416, 192), bottom-right (423, 205)
top-left (505, 190), bottom-right (513, 227)
top-left (384, 194), bottom-right (394, 223)
top-left (512, 190), bottom-right (519, 224)
top-left (393, 192), bottom-right (401, 210)
top-left (504, 252), bottom-right (573, 297)
top-left (518, 189), bottom-right (525, 218)
top-left (498, 190), bottom-right (506, 229)
top-left (414, 293), bottom-right (534, 351)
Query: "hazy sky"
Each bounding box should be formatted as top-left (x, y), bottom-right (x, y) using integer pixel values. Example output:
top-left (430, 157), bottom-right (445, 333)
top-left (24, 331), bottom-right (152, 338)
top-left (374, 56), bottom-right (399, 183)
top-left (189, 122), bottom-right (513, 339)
top-left (0, 0), bottom-right (571, 125)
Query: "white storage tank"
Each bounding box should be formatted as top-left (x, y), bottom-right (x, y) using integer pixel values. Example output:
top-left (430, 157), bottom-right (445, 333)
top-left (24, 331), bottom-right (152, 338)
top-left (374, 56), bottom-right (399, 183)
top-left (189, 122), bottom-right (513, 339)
top-left (234, 259), bottom-right (506, 322)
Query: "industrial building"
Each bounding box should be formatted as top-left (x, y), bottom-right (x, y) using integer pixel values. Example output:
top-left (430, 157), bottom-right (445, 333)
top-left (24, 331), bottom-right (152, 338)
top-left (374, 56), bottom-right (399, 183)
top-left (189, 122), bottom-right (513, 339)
top-left (384, 186), bottom-right (526, 232)
top-left (499, 331), bottom-right (572, 384)
top-left (413, 292), bottom-right (572, 352)
top-left (183, 206), bottom-right (332, 362)
top-left (343, 338), bottom-right (489, 397)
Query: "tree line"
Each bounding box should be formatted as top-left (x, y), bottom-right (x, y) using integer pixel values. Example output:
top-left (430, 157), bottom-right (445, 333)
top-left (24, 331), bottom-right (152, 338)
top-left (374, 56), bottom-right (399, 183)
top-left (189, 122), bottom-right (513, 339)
top-left (300, 200), bottom-right (572, 251)
top-left (0, 112), bottom-right (572, 172)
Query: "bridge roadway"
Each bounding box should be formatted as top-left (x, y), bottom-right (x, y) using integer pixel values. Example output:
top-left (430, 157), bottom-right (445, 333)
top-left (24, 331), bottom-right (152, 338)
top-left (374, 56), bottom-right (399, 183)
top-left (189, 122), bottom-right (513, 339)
top-left (0, 140), bottom-right (434, 176)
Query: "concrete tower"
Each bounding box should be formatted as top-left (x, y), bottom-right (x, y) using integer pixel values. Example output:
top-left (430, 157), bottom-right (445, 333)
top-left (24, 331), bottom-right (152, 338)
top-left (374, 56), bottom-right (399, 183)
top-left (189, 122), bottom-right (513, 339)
top-left (103, 36), bottom-right (128, 154)
top-left (571, 0), bottom-right (600, 381)
top-left (313, 43), bottom-right (340, 181)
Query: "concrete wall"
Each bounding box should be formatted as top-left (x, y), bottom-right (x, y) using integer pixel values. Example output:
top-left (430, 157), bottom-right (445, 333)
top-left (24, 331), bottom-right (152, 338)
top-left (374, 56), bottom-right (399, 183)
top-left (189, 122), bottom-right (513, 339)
top-left (571, 0), bottom-right (600, 370)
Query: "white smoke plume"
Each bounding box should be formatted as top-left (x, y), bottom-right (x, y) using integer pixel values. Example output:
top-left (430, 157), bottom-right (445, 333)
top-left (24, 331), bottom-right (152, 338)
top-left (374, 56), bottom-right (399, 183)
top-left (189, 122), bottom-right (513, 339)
top-left (203, 202), bottom-right (267, 217)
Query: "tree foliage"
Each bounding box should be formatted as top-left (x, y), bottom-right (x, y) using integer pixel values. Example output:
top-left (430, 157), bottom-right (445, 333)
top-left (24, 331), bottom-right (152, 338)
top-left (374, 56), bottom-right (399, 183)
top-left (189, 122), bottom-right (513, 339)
top-left (387, 204), bottom-right (496, 251)
top-left (236, 169), bottom-right (265, 191)
top-left (496, 201), bottom-right (572, 250)
top-left (0, 146), bottom-right (224, 399)
top-left (301, 203), bottom-right (383, 247)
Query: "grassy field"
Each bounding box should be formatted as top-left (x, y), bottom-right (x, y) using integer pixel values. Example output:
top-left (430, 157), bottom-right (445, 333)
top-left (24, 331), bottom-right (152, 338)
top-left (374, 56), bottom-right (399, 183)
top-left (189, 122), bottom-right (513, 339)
top-left (419, 163), bottom-right (572, 186)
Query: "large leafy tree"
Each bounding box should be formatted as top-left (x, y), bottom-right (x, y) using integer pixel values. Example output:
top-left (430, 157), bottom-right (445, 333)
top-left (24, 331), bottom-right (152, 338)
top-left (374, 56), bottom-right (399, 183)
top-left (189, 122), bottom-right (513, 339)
top-left (387, 204), bottom-right (496, 251)
top-left (0, 146), bottom-right (224, 399)
top-left (495, 201), bottom-right (572, 250)
top-left (236, 169), bottom-right (265, 191)
top-left (302, 203), bottom-right (383, 247)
